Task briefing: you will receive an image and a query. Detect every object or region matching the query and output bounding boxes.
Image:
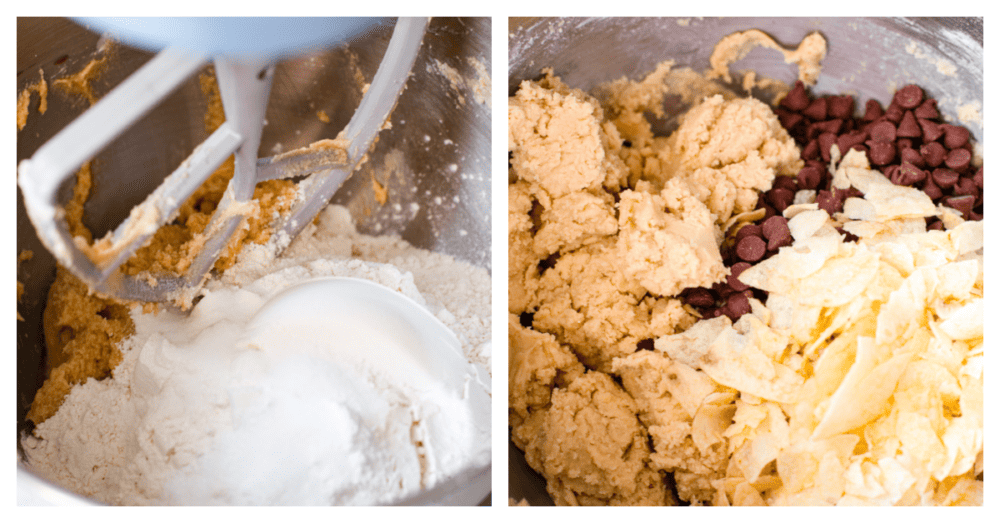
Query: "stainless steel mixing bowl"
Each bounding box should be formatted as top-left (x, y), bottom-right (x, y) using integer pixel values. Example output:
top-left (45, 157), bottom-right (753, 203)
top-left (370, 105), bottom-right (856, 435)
top-left (17, 16), bottom-right (491, 506)
top-left (508, 16), bottom-right (982, 506)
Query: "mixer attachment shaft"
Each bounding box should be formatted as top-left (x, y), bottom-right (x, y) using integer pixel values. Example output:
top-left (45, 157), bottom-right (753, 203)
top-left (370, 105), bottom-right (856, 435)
top-left (18, 17), bottom-right (428, 305)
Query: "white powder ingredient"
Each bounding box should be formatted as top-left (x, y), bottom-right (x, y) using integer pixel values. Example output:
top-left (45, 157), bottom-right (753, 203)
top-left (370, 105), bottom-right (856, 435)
top-left (21, 205), bottom-right (492, 505)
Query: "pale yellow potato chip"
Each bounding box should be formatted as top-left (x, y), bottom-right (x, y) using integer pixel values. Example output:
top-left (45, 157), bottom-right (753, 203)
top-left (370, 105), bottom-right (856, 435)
top-left (938, 205), bottom-right (965, 229)
top-left (938, 299), bottom-right (983, 340)
top-left (864, 183), bottom-right (938, 220)
top-left (764, 293), bottom-right (823, 345)
top-left (812, 343), bottom-right (911, 440)
top-left (868, 241), bottom-right (915, 277)
top-left (698, 326), bottom-right (804, 403)
top-left (782, 202), bottom-right (819, 219)
top-left (786, 209), bottom-right (829, 241)
top-left (948, 220), bottom-right (983, 255)
top-left (780, 246), bottom-right (879, 307)
top-left (691, 399), bottom-right (737, 454)
top-left (934, 260), bottom-right (979, 301)
top-left (842, 197), bottom-right (876, 221)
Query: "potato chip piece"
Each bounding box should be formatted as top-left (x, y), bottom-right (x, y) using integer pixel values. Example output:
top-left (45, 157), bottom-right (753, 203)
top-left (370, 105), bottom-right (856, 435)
top-left (812, 339), bottom-right (911, 440)
top-left (738, 233), bottom-right (841, 291)
top-left (948, 220), bottom-right (983, 255)
top-left (938, 299), bottom-right (982, 340)
top-left (782, 202), bottom-right (819, 219)
top-left (937, 205), bottom-right (965, 229)
top-left (698, 326), bottom-right (804, 403)
top-left (782, 246), bottom-right (880, 307)
top-left (843, 197), bottom-right (876, 221)
top-left (863, 183), bottom-right (938, 220)
top-left (654, 315), bottom-right (729, 368)
top-left (876, 267), bottom-right (934, 347)
top-left (764, 293), bottom-right (823, 345)
top-left (868, 241), bottom-right (915, 277)
top-left (786, 209), bottom-right (829, 242)
top-left (691, 399), bottom-right (737, 454)
top-left (934, 260), bottom-right (979, 301)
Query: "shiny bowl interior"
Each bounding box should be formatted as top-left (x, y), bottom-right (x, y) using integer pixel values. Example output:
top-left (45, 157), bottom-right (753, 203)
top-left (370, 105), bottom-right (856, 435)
top-left (16, 16), bottom-right (491, 505)
top-left (508, 16), bottom-right (982, 506)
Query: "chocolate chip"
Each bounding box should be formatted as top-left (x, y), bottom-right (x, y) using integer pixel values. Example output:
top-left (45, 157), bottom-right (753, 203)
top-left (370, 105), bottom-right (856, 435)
top-left (920, 141), bottom-right (947, 167)
top-left (762, 215), bottom-right (792, 251)
top-left (923, 177), bottom-right (944, 200)
top-left (882, 163), bottom-right (899, 181)
top-left (931, 168), bottom-right (960, 189)
top-left (973, 167), bottom-right (983, 189)
top-left (835, 226), bottom-right (860, 243)
top-left (801, 139), bottom-right (820, 160)
top-left (803, 98), bottom-right (828, 120)
top-left (945, 148), bottom-right (972, 171)
top-left (944, 195), bottom-right (975, 220)
top-left (897, 138), bottom-right (914, 151)
top-left (953, 177), bottom-right (979, 199)
top-left (827, 95), bottom-right (855, 119)
top-left (780, 81), bottom-right (811, 111)
top-left (809, 119), bottom-right (844, 140)
top-left (914, 98), bottom-right (940, 119)
top-left (885, 102), bottom-right (904, 124)
top-left (818, 133), bottom-right (837, 162)
top-left (928, 219), bottom-right (945, 231)
top-left (728, 262), bottom-right (752, 292)
top-left (796, 165), bottom-right (823, 190)
top-left (735, 223), bottom-right (763, 242)
top-left (682, 287), bottom-right (716, 308)
top-left (893, 84), bottom-right (924, 109)
top-left (816, 190), bottom-right (842, 215)
top-left (941, 125), bottom-right (971, 149)
top-left (724, 292), bottom-right (752, 322)
top-left (862, 99), bottom-right (884, 121)
top-left (837, 130), bottom-right (867, 154)
top-left (868, 120), bottom-right (897, 143)
top-left (919, 118), bottom-right (944, 143)
top-left (896, 111), bottom-right (922, 138)
top-left (866, 141), bottom-right (895, 166)
top-left (773, 175), bottom-right (798, 192)
top-left (735, 235), bottom-right (766, 262)
top-left (778, 110), bottom-right (804, 131)
top-left (899, 148), bottom-right (925, 168)
top-left (896, 162), bottom-right (927, 186)
top-left (766, 188), bottom-right (795, 213)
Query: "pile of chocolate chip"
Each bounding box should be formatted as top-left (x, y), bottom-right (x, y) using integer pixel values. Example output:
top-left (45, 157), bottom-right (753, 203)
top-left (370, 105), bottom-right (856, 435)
top-left (680, 82), bottom-right (983, 322)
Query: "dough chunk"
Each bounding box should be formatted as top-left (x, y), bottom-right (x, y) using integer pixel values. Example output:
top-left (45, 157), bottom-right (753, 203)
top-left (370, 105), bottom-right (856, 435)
top-left (614, 350), bottom-right (732, 504)
top-left (617, 180), bottom-right (727, 297)
top-left (508, 315), bottom-right (585, 428)
top-left (657, 95), bottom-right (802, 223)
top-left (531, 239), bottom-right (693, 372)
top-left (508, 71), bottom-right (627, 203)
top-left (533, 190), bottom-right (617, 257)
top-left (508, 182), bottom-right (541, 314)
top-left (513, 371), bottom-right (673, 506)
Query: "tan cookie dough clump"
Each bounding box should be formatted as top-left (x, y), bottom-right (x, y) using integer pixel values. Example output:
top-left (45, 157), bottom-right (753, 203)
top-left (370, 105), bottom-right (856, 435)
top-left (509, 58), bottom-right (802, 505)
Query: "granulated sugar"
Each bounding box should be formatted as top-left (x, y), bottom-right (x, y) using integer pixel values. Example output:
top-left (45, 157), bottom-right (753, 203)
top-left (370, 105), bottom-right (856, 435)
top-left (20, 205), bottom-right (491, 505)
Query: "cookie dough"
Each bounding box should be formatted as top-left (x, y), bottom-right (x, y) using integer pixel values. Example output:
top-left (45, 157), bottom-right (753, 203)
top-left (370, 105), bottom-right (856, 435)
top-left (508, 34), bottom-right (803, 507)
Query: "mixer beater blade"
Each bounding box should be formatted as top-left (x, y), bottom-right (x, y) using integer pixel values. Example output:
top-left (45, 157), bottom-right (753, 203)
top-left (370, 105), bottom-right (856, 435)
top-left (18, 17), bottom-right (429, 305)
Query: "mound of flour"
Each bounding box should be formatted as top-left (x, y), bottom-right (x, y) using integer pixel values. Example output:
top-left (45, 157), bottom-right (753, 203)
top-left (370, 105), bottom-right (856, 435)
top-left (21, 205), bottom-right (491, 505)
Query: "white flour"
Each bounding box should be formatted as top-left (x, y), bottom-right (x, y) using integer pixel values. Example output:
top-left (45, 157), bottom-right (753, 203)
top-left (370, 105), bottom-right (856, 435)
top-left (20, 205), bottom-right (492, 505)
